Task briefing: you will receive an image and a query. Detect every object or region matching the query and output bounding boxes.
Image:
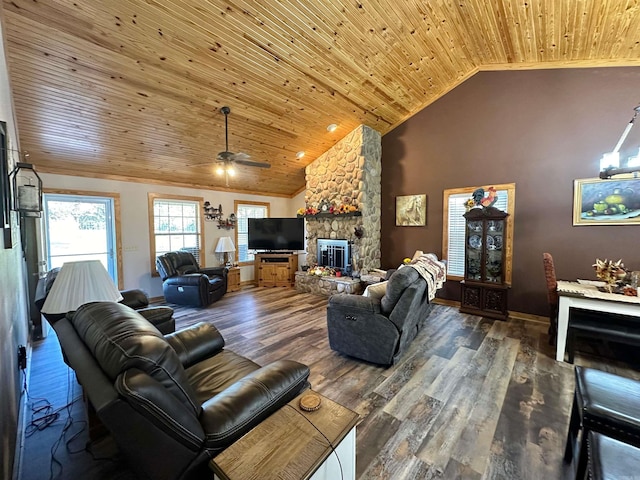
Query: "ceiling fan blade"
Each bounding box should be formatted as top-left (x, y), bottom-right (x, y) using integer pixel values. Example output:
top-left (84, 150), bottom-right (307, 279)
top-left (230, 151), bottom-right (251, 161)
top-left (234, 158), bottom-right (271, 168)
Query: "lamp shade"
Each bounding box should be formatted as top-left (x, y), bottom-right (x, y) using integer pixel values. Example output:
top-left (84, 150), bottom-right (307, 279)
top-left (215, 236), bottom-right (236, 253)
top-left (41, 260), bottom-right (123, 314)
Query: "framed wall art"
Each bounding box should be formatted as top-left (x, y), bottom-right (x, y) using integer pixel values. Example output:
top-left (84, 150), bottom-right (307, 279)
top-left (0, 121), bottom-right (13, 248)
top-left (396, 194), bottom-right (427, 226)
top-left (573, 177), bottom-right (640, 226)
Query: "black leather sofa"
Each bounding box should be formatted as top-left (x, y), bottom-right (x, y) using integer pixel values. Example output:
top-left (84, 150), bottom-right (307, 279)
top-left (53, 301), bottom-right (310, 480)
top-left (156, 251), bottom-right (228, 307)
top-left (35, 267), bottom-right (175, 334)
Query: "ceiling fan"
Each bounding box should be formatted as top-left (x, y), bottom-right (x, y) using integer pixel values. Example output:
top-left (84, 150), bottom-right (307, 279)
top-left (214, 106), bottom-right (270, 186)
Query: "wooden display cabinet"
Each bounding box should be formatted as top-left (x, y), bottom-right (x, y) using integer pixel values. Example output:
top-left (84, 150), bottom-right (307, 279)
top-left (255, 253), bottom-right (298, 288)
top-left (460, 206), bottom-right (510, 321)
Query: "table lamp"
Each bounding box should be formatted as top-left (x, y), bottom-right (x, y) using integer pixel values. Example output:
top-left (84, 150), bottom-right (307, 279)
top-left (215, 236), bottom-right (236, 266)
top-left (40, 260), bottom-right (123, 315)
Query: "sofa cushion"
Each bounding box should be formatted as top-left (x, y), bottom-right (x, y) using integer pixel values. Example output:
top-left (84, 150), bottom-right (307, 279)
top-left (363, 280), bottom-right (388, 300)
top-left (185, 350), bottom-right (260, 404)
top-left (70, 301), bottom-right (201, 416)
top-left (381, 267), bottom-right (420, 314)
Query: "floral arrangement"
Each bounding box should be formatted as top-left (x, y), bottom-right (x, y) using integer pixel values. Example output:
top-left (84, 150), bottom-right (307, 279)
top-left (306, 264), bottom-right (336, 276)
top-left (297, 196), bottom-right (359, 216)
top-left (593, 258), bottom-right (628, 293)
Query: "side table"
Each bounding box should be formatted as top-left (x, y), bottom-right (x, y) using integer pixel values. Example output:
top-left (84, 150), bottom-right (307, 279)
top-left (226, 266), bottom-right (240, 293)
top-left (210, 391), bottom-right (358, 480)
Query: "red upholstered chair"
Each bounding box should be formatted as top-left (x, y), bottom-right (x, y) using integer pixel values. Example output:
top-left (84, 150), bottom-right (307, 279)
top-left (543, 252), bottom-right (559, 345)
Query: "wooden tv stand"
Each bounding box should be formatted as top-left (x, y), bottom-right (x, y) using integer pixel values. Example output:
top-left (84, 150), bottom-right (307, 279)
top-left (255, 253), bottom-right (298, 287)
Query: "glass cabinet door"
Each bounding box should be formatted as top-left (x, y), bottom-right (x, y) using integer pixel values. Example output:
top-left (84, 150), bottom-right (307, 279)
top-left (466, 220), bottom-right (482, 281)
top-left (485, 219), bottom-right (504, 283)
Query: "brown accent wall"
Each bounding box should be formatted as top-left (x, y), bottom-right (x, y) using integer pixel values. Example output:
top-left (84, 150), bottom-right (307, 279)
top-left (381, 67), bottom-right (640, 317)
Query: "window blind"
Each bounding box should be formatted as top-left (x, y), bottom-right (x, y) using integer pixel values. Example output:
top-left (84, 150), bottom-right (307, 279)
top-left (447, 190), bottom-right (509, 277)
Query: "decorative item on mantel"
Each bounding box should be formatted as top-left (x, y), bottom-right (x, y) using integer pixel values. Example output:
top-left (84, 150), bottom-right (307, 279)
top-left (306, 264), bottom-right (336, 277)
top-left (296, 196), bottom-right (361, 218)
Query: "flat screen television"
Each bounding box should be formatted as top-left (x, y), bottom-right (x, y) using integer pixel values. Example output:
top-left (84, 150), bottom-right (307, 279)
top-left (248, 217), bottom-right (305, 251)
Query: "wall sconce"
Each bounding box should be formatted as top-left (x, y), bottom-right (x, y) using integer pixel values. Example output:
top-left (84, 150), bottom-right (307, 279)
top-left (10, 161), bottom-right (42, 217)
top-left (204, 201), bottom-right (223, 221)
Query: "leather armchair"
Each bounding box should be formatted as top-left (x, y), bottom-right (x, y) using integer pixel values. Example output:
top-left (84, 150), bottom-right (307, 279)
top-left (53, 301), bottom-right (310, 480)
top-left (35, 267), bottom-right (175, 334)
top-left (156, 251), bottom-right (227, 307)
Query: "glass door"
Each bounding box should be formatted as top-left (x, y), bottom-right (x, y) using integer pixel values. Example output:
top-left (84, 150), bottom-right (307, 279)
top-left (42, 194), bottom-right (118, 282)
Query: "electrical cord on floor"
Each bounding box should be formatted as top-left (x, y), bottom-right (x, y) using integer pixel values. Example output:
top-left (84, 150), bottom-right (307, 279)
top-left (285, 403), bottom-right (344, 480)
top-left (47, 367), bottom-right (86, 480)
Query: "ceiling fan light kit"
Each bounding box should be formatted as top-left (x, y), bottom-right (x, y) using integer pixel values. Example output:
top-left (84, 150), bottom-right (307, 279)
top-left (214, 106), bottom-right (271, 186)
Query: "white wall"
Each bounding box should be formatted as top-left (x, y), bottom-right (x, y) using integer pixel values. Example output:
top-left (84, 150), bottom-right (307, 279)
top-left (40, 173), bottom-right (298, 297)
top-left (0, 11), bottom-right (30, 479)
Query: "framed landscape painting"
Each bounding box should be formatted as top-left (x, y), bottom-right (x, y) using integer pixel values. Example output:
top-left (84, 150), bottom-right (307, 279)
top-left (573, 177), bottom-right (640, 226)
top-left (396, 194), bottom-right (427, 226)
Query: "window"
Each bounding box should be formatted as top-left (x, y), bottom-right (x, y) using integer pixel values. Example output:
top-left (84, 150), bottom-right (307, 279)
top-left (442, 183), bottom-right (516, 284)
top-left (149, 193), bottom-right (204, 275)
top-left (235, 200), bottom-right (269, 264)
top-left (43, 191), bottom-right (121, 287)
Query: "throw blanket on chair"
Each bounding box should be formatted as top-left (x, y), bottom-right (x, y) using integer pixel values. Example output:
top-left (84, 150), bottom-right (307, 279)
top-left (403, 253), bottom-right (446, 301)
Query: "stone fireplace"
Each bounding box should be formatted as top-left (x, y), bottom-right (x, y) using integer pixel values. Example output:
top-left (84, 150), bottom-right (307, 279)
top-left (303, 125), bottom-right (382, 274)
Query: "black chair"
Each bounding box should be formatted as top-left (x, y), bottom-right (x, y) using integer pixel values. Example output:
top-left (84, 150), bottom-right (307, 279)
top-left (156, 251), bottom-right (227, 307)
top-left (542, 252), bottom-right (558, 345)
top-left (35, 267), bottom-right (175, 334)
top-left (53, 301), bottom-right (310, 480)
top-left (586, 431), bottom-right (640, 480)
top-left (564, 366), bottom-right (640, 479)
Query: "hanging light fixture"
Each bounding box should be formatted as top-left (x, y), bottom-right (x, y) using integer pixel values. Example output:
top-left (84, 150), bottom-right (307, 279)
top-left (10, 157), bottom-right (43, 217)
top-left (599, 104), bottom-right (640, 179)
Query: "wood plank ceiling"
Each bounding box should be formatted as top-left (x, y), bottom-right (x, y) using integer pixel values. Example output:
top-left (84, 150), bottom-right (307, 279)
top-left (3, 1), bottom-right (640, 197)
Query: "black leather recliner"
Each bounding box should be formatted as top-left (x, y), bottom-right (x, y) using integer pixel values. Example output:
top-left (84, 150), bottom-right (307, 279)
top-left (156, 251), bottom-right (227, 307)
top-left (35, 267), bottom-right (175, 334)
top-left (52, 301), bottom-right (310, 480)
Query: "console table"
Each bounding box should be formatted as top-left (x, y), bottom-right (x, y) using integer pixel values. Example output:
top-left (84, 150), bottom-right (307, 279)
top-left (255, 253), bottom-right (298, 287)
top-left (210, 391), bottom-right (358, 480)
top-left (556, 281), bottom-right (640, 362)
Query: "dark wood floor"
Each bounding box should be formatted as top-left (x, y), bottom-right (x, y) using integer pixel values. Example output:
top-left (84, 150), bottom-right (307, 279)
top-left (18, 286), bottom-right (640, 480)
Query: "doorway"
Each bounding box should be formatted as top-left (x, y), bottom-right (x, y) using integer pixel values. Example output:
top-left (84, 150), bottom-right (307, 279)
top-left (42, 193), bottom-right (119, 283)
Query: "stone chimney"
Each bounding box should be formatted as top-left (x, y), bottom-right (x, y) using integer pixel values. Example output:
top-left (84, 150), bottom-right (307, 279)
top-left (303, 125), bottom-right (381, 274)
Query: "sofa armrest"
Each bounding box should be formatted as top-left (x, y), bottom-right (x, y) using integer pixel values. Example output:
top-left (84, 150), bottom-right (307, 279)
top-left (119, 289), bottom-right (149, 309)
top-left (199, 266), bottom-right (227, 278)
top-left (328, 292), bottom-right (381, 314)
top-left (164, 274), bottom-right (209, 287)
top-left (137, 307), bottom-right (175, 334)
top-left (115, 368), bottom-right (204, 449)
top-left (164, 322), bottom-right (225, 368)
top-left (200, 360), bottom-right (310, 450)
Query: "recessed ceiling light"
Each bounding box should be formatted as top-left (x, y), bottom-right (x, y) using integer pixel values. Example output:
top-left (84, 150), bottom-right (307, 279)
top-left (296, 151), bottom-right (305, 159)
top-left (327, 124), bottom-right (338, 133)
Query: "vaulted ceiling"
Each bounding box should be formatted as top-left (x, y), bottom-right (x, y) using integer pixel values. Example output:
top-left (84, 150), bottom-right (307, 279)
top-left (3, 1), bottom-right (640, 197)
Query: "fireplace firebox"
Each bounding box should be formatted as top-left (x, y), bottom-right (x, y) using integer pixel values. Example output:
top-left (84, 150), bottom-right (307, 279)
top-left (317, 239), bottom-right (351, 273)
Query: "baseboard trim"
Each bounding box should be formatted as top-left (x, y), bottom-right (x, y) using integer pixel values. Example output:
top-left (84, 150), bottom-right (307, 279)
top-left (432, 298), bottom-right (550, 325)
